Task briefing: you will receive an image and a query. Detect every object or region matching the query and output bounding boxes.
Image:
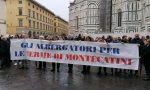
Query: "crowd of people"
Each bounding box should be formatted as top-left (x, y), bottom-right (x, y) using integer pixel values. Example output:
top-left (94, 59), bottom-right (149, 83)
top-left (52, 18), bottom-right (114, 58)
top-left (0, 34), bottom-right (150, 81)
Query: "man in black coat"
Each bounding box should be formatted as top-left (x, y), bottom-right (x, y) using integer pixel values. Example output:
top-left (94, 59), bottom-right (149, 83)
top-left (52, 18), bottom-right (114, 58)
top-left (0, 37), bottom-right (3, 69)
top-left (130, 34), bottom-right (144, 77)
top-left (0, 37), bottom-right (8, 68)
top-left (142, 39), bottom-right (150, 80)
top-left (5, 38), bottom-right (11, 67)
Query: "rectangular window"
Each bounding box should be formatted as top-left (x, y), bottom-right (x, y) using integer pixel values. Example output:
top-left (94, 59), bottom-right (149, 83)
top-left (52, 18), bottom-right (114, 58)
top-left (54, 22), bottom-right (56, 26)
top-left (43, 24), bottom-right (45, 30)
top-left (37, 22), bottom-right (39, 29)
top-left (28, 9), bottom-right (31, 17)
top-left (48, 26), bottom-right (50, 30)
top-left (18, 19), bottom-right (23, 27)
top-left (48, 18), bottom-right (49, 23)
top-left (18, 7), bottom-right (23, 15)
top-left (19, 0), bottom-right (22, 4)
top-left (29, 20), bottom-right (31, 27)
top-left (40, 23), bottom-right (42, 29)
top-left (37, 13), bottom-right (39, 19)
top-left (43, 16), bottom-right (45, 21)
top-left (33, 11), bottom-right (35, 18)
top-left (40, 14), bottom-right (42, 20)
top-left (33, 21), bottom-right (35, 28)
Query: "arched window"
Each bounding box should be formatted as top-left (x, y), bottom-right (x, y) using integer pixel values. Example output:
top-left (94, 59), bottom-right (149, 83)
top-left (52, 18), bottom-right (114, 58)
top-left (87, 3), bottom-right (98, 25)
top-left (118, 9), bottom-right (122, 27)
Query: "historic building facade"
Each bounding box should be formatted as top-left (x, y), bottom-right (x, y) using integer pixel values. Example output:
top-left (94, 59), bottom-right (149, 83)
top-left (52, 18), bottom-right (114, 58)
top-left (112, 0), bottom-right (150, 35)
top-left (141, 0), bottom-right (150, 33)
top-left (112, 0), bottom-right (142, 34)
top-left (6, 0), bottom-right (55, 36)
top-left (0, 0), bottom-right (7, 35)
top-left (70, 0), bottom-right (150, 36)
top-left (54, 16), bottom-right (69, 35)
top-left (69, 0), bottom-right (112, 35)
top-left (5, 0), bottom-right (69, 36)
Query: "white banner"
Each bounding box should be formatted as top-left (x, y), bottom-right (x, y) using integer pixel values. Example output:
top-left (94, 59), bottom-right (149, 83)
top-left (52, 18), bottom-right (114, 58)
top-left (10, 39), bottom-right (139, 70)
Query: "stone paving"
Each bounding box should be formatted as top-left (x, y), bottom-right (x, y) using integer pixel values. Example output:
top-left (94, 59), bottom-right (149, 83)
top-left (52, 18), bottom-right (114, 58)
top-left (0, 62), bottom-right (150, 90)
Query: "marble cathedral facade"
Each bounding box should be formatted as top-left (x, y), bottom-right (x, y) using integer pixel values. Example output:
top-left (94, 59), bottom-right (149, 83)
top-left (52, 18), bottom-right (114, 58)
top-left (111, 0), bottom-right (150, 34)
top-left (69, 0), bottom-right (150, 35)
top-left (69, 0), bottom-right (112, 35)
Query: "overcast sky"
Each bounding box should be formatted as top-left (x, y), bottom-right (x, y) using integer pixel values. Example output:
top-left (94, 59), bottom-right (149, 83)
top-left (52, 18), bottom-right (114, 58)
top-left (36, 0), bottom-right (74, 21)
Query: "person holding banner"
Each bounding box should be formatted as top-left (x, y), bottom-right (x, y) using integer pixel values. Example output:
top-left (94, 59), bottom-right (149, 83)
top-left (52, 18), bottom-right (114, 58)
top-left (81, 36), bottom-right (93, 74)
top-left (67, 36), bottom-right (74, 73)
top-left (37, 35), bottom-right (47, 70)
top-left (0, 37), bottom-right (5, 69)
top-left (130, 34), bottom-right (144, 77)
top-left (96, 37), bottom-right (107, 76)
top-left (142, 39), bottom-right (150, 81)
top-left (51, 36), bottom-right (60, 72)
top-left (19, 34), bottom-right (29, 69)
top-left (111, 37), bottom-right (121, 75)
top-left (120, 35), bottom-right (129, 75)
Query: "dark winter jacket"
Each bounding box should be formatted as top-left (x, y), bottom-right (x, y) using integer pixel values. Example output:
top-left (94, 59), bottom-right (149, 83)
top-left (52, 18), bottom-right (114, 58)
top-left (131, 38), bottom-right (144, 56)
top-left (141, 45), bottom-right (150, 64)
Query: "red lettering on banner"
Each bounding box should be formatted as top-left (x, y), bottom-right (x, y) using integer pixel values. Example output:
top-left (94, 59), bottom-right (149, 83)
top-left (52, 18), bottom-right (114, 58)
top-left (40, 52), bottom-right (43, 57)
top-left (116, 58), bottom-right (120, 64)
top-left (86, 55), bottom-right (90, 62)
top-left (79, 55), bottom-right (84, 61)
top-left (66, 54), bottom-right (73, 60)
top-left (91, 56), bottom-right (95, 62)
top-left (54, 53), bottom-right (62, 60)
top-left (43, 52), bottom-right (46, 58)
top-left (73, 54), bottom-right (78, 60)
top-left (26, 51), bottom-right (52, 58)
top-left (60, 54), bottom-right (63, 59)
top-left (66, 54), bottom-right (88, 61)
top-left (25, 51), bottom-right (134, 66)
top-left (128, 59), bottom-right (132, 65)
top-left (104, 57), bottom-right (109, 63)
top-left (121, 58), bottom-right (127, 65)
top-left (97, 57), bottom-right (100, 62)
top-left (110, 57), bottom-right (114, 64)
top-left (54, 53), bottom-right (58, 59)
top-left (34, 52), bottom-right (39, 57)
top-left (47, 53), bottom-right (51, 58)
top-left (28, 51), bottom-right (32, 57)
top-left (64, 54), bottom-right (133, 66)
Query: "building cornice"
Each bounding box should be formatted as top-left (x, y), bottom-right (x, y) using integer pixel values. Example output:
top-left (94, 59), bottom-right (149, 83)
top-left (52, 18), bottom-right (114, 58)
top-left (55, 16), bottom-right (68, 24)
top-left (29, 0), bottom-right (55, 16)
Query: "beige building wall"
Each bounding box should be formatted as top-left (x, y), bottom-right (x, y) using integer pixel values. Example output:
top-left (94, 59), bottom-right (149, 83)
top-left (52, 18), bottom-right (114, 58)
top-left (54, 16), bottom-right (69, 35)
top-left (6, 0), bottom-right (55, 36)
top-left (0, 0), bottom-right (7, 35)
